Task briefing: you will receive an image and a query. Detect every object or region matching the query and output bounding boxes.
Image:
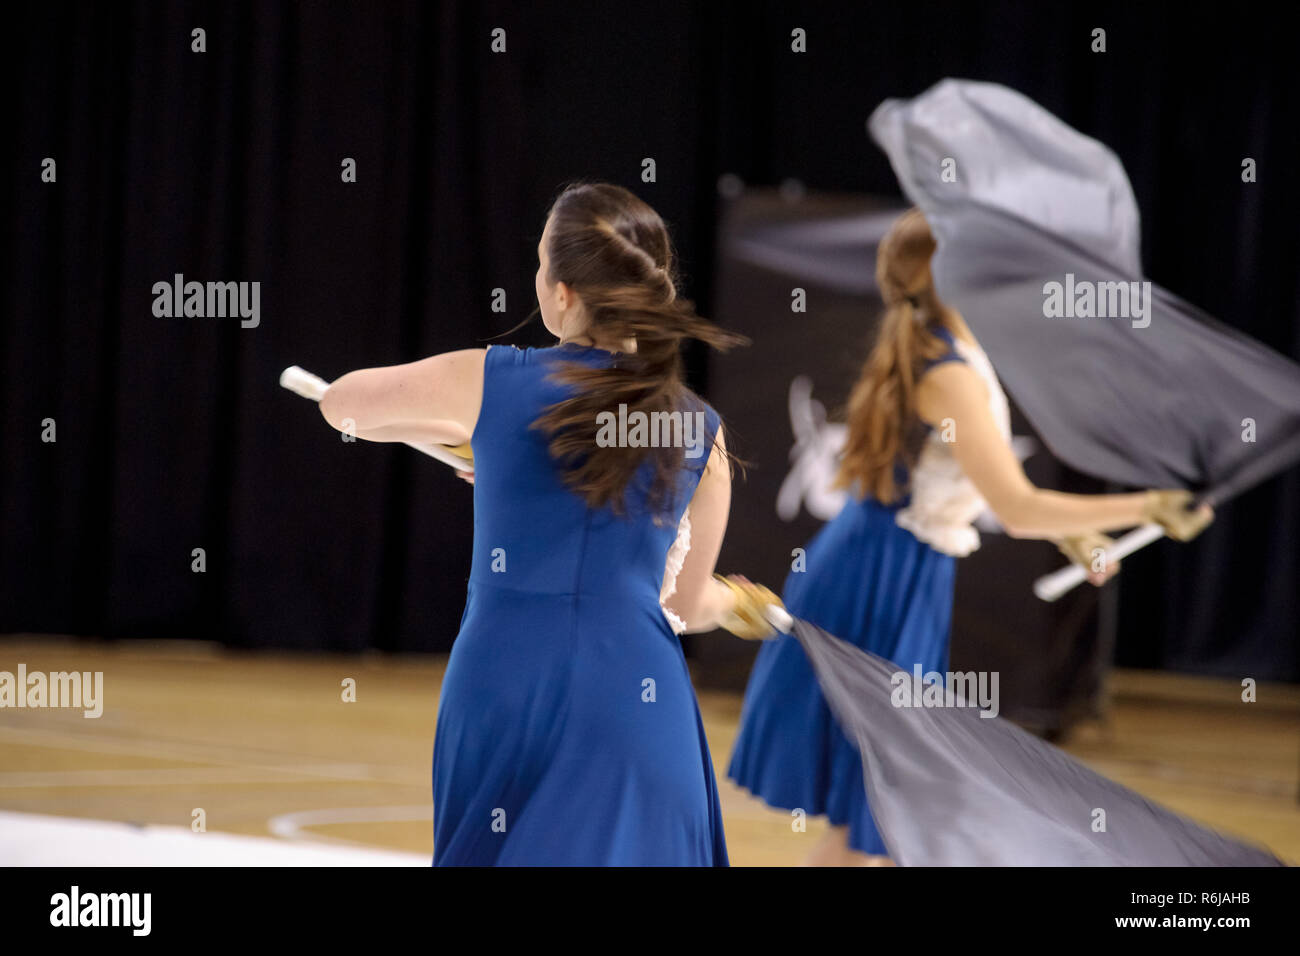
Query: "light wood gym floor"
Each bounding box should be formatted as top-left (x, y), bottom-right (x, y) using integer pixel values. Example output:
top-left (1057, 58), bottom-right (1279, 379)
top-left (1, 635), bottom-right (1296, 865)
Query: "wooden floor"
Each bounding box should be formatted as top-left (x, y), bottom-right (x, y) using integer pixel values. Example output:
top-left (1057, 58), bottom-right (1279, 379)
top-left (2, 635), bottom-right (1297, 865)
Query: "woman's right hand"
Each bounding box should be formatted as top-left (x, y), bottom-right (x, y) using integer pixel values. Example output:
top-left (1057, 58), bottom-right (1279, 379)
top-left (1142, 490), bottom-right (1213, 541)
top-left (713, 574), bottom-right (782, 640)
top-left (1056, 532), bottom-right (1121, 586)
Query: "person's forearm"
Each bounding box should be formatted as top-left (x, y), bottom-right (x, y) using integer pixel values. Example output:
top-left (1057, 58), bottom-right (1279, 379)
top-left (346, 421), bottom-right (469, 446)
top-left (668, 579), bottom-right (736, 634)
top-left (996, 489), bottom-right (1148, 539)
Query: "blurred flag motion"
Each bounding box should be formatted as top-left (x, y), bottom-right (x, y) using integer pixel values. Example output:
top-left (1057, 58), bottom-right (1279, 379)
top-left (767, 80), bottom-right (1297, 864)
top-left (789, 616), bottom-right (1281, 866)
top-left (870, 78), bottom-right (1300, 504)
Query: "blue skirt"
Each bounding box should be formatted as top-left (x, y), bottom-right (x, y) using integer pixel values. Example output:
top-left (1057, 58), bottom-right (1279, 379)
top-left (726, 495), bottom-right (956, 855)
top-left (434, 581), bottom-right (729, 866)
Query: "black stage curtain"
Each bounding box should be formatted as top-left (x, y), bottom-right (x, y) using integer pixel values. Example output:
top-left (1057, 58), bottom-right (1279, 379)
top-left (5, 1), bottom-right (1296, 679)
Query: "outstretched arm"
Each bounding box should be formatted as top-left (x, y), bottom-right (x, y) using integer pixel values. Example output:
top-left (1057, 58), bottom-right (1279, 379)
top-left (318, 349), bottom-right (487, 447)
top-left (915, 361), bottom-right (1150, 538)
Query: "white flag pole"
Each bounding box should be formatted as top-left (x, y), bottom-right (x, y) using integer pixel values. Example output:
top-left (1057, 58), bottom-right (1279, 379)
top-left (1033, 522), bottom-right (1167, 602)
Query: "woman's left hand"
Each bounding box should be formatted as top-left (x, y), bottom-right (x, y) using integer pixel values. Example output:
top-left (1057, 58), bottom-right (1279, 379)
top-left (1056, 532), bottom-right (1121, 586)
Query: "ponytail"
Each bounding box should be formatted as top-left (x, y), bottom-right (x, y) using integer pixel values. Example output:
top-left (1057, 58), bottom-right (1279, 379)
top-left (835, 208), bottom-right (954, 503)
top-left (531, 183), bottom-right (745, 516)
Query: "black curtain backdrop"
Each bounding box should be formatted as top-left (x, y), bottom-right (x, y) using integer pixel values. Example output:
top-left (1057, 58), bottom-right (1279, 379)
top-left (5, 2), bottom-right (1297, 678)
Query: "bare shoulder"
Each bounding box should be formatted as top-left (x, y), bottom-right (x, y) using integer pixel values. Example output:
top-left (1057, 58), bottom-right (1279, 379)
top-left (407, 348), bottom-right (488, 428)
top-left (443, 347), bottom-right (488, 367)
top-left (915, 360), bottom-right (987, 426)
top-left (701, 420), bottom-right (728, 475)
top-left (424, 348), bottom-right (488, 384)
top-left (711, 420), bottom-right (727, 451)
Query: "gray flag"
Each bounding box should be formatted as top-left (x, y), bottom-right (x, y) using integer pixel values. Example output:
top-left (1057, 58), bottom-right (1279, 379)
top-left (790, 616), bottom-right (1281, 866)
top-left (867, 78), bottom-right (1300, 504)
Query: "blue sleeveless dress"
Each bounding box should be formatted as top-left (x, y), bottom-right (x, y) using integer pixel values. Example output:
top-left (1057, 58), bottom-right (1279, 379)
top-left (727, 328), bottom-right (967, 856)
top-left (432, 342), bottom-right (728, 866)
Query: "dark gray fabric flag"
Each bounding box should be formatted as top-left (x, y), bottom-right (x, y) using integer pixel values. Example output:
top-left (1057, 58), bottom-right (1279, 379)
top-left (866, 78), bottom-right (1300, 504)
top-left (728, 80), bottom-right (1294, 865)
top-left (789, 617), bottom-right (1282, 866)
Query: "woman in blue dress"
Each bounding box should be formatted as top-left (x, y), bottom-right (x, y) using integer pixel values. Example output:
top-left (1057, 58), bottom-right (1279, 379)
top-left (726, 208), bottom-right (1212, 866)
top-left (317, 182), bottom-right (772, 865)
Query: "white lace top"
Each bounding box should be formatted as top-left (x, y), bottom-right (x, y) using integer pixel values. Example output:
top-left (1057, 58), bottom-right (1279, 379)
top-left (894, 336), bottom-right (1012, 557)
top-left (659, 509), bottom-right (692, 634)
top-left (656, 335), bottom-right (1010, 628)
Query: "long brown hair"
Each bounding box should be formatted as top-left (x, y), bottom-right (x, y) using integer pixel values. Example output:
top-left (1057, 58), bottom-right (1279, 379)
top-left (835, 208), bottom-right (957, 504)
top-left (531, 182), bottom-right (745, 516)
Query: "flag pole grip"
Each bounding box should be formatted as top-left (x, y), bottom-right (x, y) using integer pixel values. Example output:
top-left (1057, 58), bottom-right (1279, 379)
top-left (764, 605), bottom-right (795, 634)
top-left (1033, 522), bottom-right (1167, 602)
